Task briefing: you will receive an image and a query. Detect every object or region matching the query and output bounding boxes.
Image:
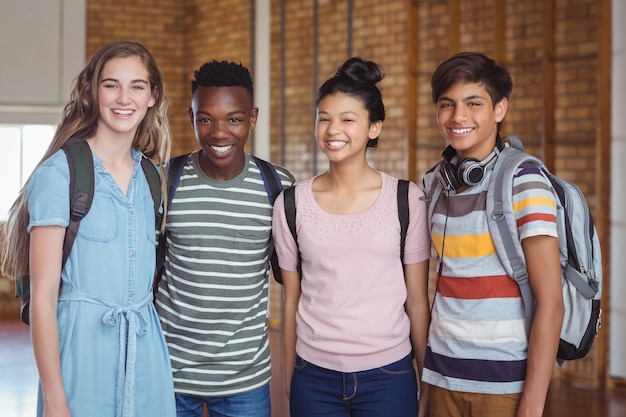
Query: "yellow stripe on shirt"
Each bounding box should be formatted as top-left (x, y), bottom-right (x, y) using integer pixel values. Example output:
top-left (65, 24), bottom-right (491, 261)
top-left (432, 233), bottom-right (496, 258)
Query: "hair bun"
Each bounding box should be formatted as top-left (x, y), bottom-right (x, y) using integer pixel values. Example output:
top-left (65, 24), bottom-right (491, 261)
top-left (336, 57), bottom-right (385, 85)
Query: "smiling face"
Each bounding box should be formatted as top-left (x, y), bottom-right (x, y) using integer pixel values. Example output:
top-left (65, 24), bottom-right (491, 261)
top-left (436, 81), bottom-right (507, 161)
top-left (189, 86), bottom-right (258, 180)
top-left (97, 56), bottom-right (156, 140)
top-left (315, 93), bottom-right (381, 164)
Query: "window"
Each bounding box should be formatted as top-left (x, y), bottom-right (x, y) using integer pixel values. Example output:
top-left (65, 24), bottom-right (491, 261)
top-left (0, 124), bottom-right (55, 219)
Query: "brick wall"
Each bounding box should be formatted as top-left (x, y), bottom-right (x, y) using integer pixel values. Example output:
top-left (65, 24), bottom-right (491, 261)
top-left (270, 0), bottom-right (412, 182)
top-left (86, 0), bottom-right (259, 155)
top-left (87, 0), bottom-right (189, 156)
top-left (2, 0), bottom-right (608, 387)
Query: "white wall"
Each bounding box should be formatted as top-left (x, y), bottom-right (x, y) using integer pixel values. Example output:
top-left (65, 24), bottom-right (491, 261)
top-left (610, 0), bottom-right (626, 379)
top-left (0, 0), bottom-right (86, 124)
top-left (252, 0), bottom-right (271, 161)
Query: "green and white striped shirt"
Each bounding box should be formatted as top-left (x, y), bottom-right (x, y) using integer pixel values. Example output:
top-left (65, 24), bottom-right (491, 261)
top-left (155, 151), bottom-right (294, 396)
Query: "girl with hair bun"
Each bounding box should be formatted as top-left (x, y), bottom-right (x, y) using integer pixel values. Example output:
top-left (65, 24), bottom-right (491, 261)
top-left (272, 57), bottom-right (431, 416)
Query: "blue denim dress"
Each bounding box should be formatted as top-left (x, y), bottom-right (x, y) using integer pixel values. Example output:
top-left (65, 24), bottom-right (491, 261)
top-left (28, 147), bottom-right (175, 417)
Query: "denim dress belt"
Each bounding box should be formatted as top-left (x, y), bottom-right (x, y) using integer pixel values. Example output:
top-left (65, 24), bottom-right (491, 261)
top-left (59, 290), bottom-right (152, 417)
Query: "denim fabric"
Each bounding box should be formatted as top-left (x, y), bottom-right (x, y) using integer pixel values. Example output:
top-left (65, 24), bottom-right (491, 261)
top-left (28, 148), bottom-right (175, 417)
top-left (174, 383), bottom-right (271, 417)
top-left (290, 354), bottom-right (418, 417)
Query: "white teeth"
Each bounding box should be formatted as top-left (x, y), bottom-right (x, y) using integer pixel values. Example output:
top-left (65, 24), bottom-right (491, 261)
top-left (327, 141), bottom-right (346, 147)
top-left (211, 145), bottom-right (233, 153)
top-left (452, 128), bottom-right (473, 134)
top-left (113, 109), bottom-right (133, 115)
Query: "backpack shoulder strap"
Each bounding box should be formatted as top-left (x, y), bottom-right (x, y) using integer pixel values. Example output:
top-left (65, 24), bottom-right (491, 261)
top-left (154, 153), bottom-right (190, 293)
top-left (252, 155), bottom-right (284, 204)
top-left (140, 156), bottom-right (162, 224)
top-left (422, 165), bottom-right (444, 235)
top-left (280, 185), bottom-right (300, 283)
top-left (487, 144), bottom-right (542, 337)
top-left (283, 186), bottom-right (297, 243)
top-left (61, 140), bottom-right (94, 269)
top-left (166, 153), bottom-right (190, 209)
top-left (397, 180), bottom-right (409, 265)
top-left (252, 156), bottom-right (287, 284)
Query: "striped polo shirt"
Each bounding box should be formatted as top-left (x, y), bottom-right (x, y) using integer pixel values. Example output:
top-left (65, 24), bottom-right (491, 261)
top-left (422, 160), bottom-right (558, 394)
top-left (155, 151), bottom-right (294, 397)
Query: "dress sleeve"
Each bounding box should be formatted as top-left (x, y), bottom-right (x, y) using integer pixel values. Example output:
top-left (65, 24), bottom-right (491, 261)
top-left (27, 152), bottom-right (70, 233)
top-left (403, 181), bottom-right (432, 265)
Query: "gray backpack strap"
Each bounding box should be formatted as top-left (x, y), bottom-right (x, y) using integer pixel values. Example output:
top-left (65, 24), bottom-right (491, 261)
top-left (422, 165), bottom-right (444, 235)
top-left (487, 146), bottom-right (542, 338)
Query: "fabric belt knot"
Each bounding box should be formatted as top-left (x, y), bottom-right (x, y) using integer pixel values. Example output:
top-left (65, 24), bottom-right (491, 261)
top-left (58, 289), bottom-right (154, 417)
top-left (100, 292), bottom-right (152, 417)
top-left (101, 304), bottom-right (149, 336)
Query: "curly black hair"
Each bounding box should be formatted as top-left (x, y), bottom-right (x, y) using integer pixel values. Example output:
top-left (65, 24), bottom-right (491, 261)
top-left (191, 60), bottom-right (253, 98)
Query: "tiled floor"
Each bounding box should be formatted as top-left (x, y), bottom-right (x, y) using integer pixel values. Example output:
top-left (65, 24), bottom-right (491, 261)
top-left (0, 320), bottom-right (287, 417)
top-left (3, 319), bottom-right (626, 417)
top-left (0, 321), bottom-right (38, 417)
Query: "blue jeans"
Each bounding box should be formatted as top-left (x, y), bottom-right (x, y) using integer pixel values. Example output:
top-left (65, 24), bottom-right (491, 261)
top-left (290, 354), bottom-right (418, 417)
top-left (174, 383), bottom-right (270, 417)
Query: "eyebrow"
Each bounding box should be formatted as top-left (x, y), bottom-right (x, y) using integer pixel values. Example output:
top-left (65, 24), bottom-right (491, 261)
top-left (438, 94), bottom-right (486, 102)
top-left (318, 110), bottom-right (359, 116)
top-left (100, 78), bottom-right (150, 85)
top-left (195, 109), bottom-right (248, 117)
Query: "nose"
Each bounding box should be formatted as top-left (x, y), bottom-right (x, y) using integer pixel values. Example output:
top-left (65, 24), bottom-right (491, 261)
top-left (450, 105), bottom-right (467, 122)
top-left (210, 121), bottom-right (229, 139)
top-left (327, 119), bottom-right (341, 135)
top-left (117, 88), bottom-right (131, 105)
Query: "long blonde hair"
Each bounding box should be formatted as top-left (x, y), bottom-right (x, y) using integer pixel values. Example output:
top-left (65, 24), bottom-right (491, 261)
top-left (0, 41), bottom-right (171, 278)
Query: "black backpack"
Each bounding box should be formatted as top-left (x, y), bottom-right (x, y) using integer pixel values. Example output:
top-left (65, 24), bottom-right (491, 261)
top-left (16, 140), bottom-right (161, 325)
top-left (274, 179), bottom-right (410, 284)
top-left (153, 153), bottom-right (287, 289)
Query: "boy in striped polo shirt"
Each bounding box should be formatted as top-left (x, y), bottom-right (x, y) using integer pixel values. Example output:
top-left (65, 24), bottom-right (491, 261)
top-left (422, 52), bottom-right (565, 417)
top-left (155, 60), bottom-right (294, 417)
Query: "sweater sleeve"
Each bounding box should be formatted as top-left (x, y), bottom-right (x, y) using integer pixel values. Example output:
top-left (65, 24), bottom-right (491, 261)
top-left (403, 181), bottom-right (433, 265)
top-left (272, 189), bottom-right (300, 272)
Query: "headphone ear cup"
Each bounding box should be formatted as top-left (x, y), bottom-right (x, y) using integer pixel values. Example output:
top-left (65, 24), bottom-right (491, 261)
top-left (440, 161), bottom-right (463, 190)
top-left (457, 158), bottom-right (484, 186)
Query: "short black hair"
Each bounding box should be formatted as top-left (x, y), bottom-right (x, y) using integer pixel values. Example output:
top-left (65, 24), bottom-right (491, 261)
top-left (191, 60), bottom-right (254, 98)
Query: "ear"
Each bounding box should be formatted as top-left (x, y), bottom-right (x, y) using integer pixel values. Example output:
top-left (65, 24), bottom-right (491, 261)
top-left (495, 97), bottom-right (508, 123)
top-left (249, 107), bottom-right (259, 130)
top-left (148, 86), bottom-right (158, 108)
top-left (368, 120), bottom-right (383, 139)
top-left (187, 107), bottom-right (194, 126)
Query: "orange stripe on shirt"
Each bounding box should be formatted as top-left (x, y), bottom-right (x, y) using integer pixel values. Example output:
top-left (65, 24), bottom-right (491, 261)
top-left (437, 274), bottom-right (521, 299)
top-left (517, 212), bottom-right (557, 228)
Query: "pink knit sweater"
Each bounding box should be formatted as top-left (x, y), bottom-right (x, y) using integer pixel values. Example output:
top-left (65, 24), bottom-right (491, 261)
top-left (272, 172), bottom-right (431, 372)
